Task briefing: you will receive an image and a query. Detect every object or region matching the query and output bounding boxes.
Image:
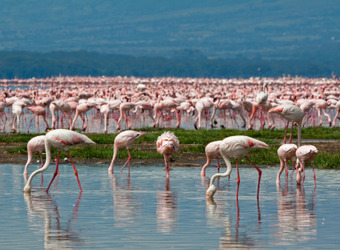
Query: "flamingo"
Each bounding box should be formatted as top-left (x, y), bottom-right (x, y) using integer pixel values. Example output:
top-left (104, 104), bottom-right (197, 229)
top-left (200, 140), bottom-right (222, 177)
top-left (269, 104), bottom-right (305, 146)
top-left (206, 136), bottom-right (269, 200)
top-left (156, 131), bottom-right (179, 179)
top-left (108, 130), bottom-right (145, 174)
top-left (296, 145), bottom-right (318, 185)
top-left (23, 135), bottom-right (46, 176)
top-left (276, 143), bottom-right (298, 184)
top-left (23, 129), bottom-right (96, 193)
top-left (26, 106), bottom-right (49, 132)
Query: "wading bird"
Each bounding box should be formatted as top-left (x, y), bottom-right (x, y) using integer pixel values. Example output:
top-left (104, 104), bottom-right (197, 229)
top-left (23, 129), bottom-right (95, 193)
top-left (296, 145), bottom-right (318, 185)
top-left (156, 131), bottom-right (179, 178)
top-left (276, 143), bottom-right (298, 184)
top-left (206, 136), bottom-right (269, 200)
top-left (108, 130), bottom-right (145, 174)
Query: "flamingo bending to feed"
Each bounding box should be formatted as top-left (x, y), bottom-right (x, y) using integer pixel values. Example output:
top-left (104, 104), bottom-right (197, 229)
top-left (200, 140), bottom-right (222, 177)
top-left (156, 131), bottom-right (179, 178)
top-left (206, 136), bottom-right (269, 200)
top-left (23, 135), bottom-right (46, 176)
top-left (23, 129), bottom-right (95, 193)
top-left (276, 143), bottom-right (298, 184)
top-left (108, 130), bottom-right (145, 174)
top-left (269, 104), bottom-right (305, 146)
top-left (296, 145), bottom-right (318, 185)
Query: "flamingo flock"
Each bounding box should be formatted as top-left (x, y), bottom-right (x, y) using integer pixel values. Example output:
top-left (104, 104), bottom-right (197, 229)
top-left (0, 76), bottom-right (323, 202)
top-left (0, 76), bottom-right (339, 134)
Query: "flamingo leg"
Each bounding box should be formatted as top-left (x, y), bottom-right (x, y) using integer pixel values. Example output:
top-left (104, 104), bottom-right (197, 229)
top-left (66, 150), bottom-right (82, 192)
top-left (289, 122), bottom-right (294, 143)
top-left (283, 121), bottom-right (289, 143)
top-left (245, 156), bottom-right (262, 200)
top-left (120, 148), bottom-right (131, 173)
top-left (216, 158), bottom-right (220, 173)
top-left (235, 158), bottom-right (240, 184)
top-left (284, 160), bottom-right (289, 177)
top-left (46, 151), bottom-right (61, 192)
top-left (312, 161), bottom-right (316, 185)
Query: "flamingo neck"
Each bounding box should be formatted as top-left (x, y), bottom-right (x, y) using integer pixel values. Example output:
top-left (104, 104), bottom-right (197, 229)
top-left (24, 140), bottom-right (52, 193)
top-left (209, 154), bottom-right (232, 187)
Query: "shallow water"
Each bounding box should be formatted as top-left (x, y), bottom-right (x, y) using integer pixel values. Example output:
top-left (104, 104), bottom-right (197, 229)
top-left (1, 163), bottom-right (340, 249)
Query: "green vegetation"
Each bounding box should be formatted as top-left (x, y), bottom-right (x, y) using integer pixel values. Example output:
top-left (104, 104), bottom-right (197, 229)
top-left (2, 126), bottom-right (340, 168)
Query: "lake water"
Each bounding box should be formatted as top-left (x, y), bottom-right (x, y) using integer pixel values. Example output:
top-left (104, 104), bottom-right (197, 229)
top-left (1, 163), bottom-right (339, 249)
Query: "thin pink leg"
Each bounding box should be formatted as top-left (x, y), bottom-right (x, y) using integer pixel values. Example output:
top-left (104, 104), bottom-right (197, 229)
top-left (283, 121), bottom-right (289, 144)
top-left (284, 160), bottom-right (288, 177)
top-left (47, 151), bottom-right (61, 192)
top-left (66, 150), bottom-right (82, 192)
top-left (245, 156), bottom-right (262, 200)
top-left (216, 158), bottom-right (220, 173)
top-left (289, 123), bottom-right (294, 143)
top-left (312, 161), bottom-right (316, 185)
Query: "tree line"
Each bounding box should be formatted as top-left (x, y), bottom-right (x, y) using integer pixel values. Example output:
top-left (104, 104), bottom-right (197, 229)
top-left (0, 50), bottom-right (338, 79)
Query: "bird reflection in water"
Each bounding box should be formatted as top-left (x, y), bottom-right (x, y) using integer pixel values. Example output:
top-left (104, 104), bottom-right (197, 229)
top-left (273, 179), bottom-right (317, 245)
top-left (156, 177), bottom-right (177, 233)
top-left (24, 192), bottom-right (86, 249)
top-left (206, 196), bottom-right (257, 249)
top-left (111, 173), bottom-right (140, 227)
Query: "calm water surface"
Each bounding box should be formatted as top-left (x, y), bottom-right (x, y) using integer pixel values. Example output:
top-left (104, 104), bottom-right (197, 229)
top-left (1, 163), bottom-right (339, 249)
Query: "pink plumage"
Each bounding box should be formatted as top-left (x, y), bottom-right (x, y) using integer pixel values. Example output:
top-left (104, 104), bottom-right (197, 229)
top-left (296, 145), bottom-right (318, 185)
top-left (108, 130), bottom-right (145, 174)
top-left (156, 131), bottom-right (179, 178)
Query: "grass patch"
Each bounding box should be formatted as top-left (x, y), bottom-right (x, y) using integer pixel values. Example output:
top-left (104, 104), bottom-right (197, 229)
top-left (2, 127), bottom-right (340, 168)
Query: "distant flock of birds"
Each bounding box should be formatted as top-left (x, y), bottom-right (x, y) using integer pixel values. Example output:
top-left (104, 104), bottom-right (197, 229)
top-left (1, 75), bottom-right (340, 134)
top-left (1, 75), bottom-right (328, 200)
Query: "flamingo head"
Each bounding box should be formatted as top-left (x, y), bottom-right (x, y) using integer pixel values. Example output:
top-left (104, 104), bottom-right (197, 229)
top-left (206, 184), bottom-right (217, 198)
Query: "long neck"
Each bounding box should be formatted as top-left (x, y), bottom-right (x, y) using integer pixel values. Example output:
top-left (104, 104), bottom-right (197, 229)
top-left (24, 140), bottom-right (52, 193)
top-left (109, 146), bottom-right (119, 169)
top-left (209, 153), bottom-right (232, 187)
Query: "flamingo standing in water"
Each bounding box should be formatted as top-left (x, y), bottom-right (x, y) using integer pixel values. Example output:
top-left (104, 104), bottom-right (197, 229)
top-left (23, 129), bottom-right (96, 193)
top-left (108, 130), bottom-right (145, 174)
top-left (269, 104), bottom-right (305, 146)
top-left (200, 140), bottom-right (222, 177)
top-left (276, 143), bottom-right (298, 184)
top-left (206, 136), bottom-right (269, 200)
top-left (156, 131), bottom-right (179, 179)
top-left (296, 145), bottom-right (318, 185)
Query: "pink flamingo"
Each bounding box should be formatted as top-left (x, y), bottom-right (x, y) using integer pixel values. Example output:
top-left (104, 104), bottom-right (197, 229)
top-left (206, 136), bottom-right (269, 200)
top-left (23, 129), bottom-right (95, 193)
top-left (296, 145), bottom-right (318, 185)
top-left (70, 102), bottom-right (94, 131)
top-left (332, 100), bottom-right (340, 127)
top-left (156, 131), bottom-right (179, 179)
top-left (313, 99), bottom-right (332, 127)
top-left (200, 140), bottom-right (222, 177)
top-left (116, 101), bottom-right (139, 130)
top-left (49, 100), bottom-right (73, 129)
top-left (194, 97), bottom-right (214, 129)
top-left (269, 104), bottom-right (305, 146)
top-left (23, 135), bottom-right (46, 176)
top-left (276, 143), bottom-right (298, 184)
top-left (27, 106), bottom-right (49, 132)
top-left (108, 130), bottom-right (145, 174)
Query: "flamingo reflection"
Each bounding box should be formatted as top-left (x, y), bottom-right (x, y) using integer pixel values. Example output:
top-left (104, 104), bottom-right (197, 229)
top-left (206, 197), bottom-right (257, 249)
top-left (111, 173), bottom-right (140, 227)
top-left (24, 192), bottom-right (86, 249)
top-left (273, 180), bottom-right (317, 244)
top-left (156, 177), bottom-right (177, 233)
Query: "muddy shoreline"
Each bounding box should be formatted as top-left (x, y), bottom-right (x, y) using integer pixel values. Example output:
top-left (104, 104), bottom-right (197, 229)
top-left (1, 141), bottom-right (340, 166)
